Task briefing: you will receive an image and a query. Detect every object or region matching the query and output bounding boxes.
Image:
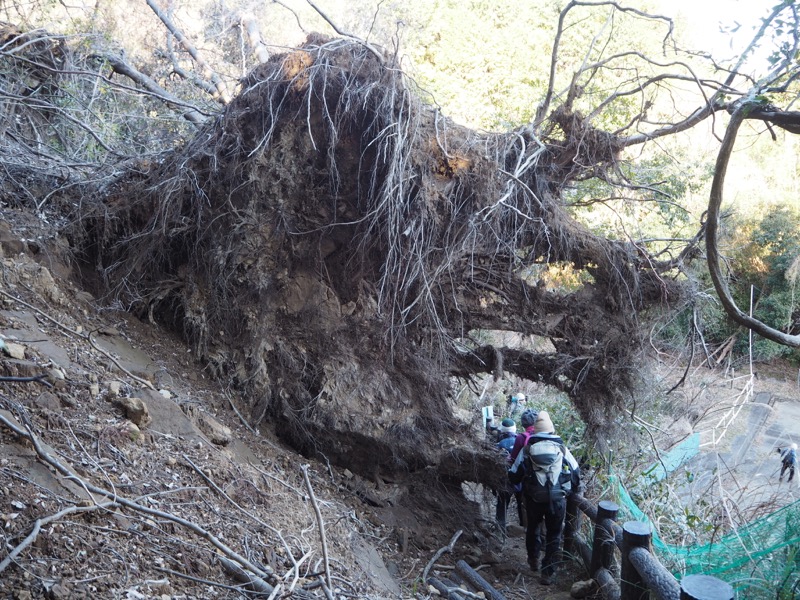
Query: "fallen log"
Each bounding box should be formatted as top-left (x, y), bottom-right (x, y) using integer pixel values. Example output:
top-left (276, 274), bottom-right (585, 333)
top-left (455, 559), bottom-right (507, 600)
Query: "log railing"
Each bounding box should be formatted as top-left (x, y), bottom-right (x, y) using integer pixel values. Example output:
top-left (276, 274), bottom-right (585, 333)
top-left (566, 496), bottom-right (735, 600)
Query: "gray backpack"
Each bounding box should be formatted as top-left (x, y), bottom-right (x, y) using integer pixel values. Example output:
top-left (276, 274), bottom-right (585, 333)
top-left (523, 437), bottom-right (572, 505)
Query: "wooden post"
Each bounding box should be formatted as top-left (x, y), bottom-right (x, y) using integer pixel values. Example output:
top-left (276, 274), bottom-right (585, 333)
top-left (680, 574), bottom-right (734, 600)
top-left (590, 500), bottom-right (619, 577)
top-left (564, 493), bottom-right (581, 553)
top-left (620, 521), bottom-right (650, 600)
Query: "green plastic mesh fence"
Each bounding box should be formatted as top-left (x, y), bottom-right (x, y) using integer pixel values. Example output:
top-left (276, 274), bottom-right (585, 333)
top-left (612, 436), bottom-right (800, 598)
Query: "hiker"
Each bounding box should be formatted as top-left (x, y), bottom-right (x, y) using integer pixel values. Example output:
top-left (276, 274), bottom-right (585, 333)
top-left (494, 418), bottom-right (518, 531)
top-left (508, 408), bottom-right (538, 528)
top-left (510, 408), bottom-right (538, 462)
top-left (778, 443), bottom-right (798, 483)
top-left (508, 392), bottom-right (527, 418)
top-left (508, 410), bottom-right (580, 586)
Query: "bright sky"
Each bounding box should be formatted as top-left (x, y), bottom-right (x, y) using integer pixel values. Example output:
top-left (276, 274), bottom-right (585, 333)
top-left (661, 0), bottom-right (778, 58)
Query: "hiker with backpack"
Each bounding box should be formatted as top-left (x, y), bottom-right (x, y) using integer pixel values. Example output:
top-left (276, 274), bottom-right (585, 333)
top-left (507, 408), bottom-right (538, 529)
top-left (507, 392), bottom-right (527, 418)
top-left (778, 443), bottom-right (798, 483)
top-left (508, 410), bottom-right (580, 586)
top-left (494, 418), bottom-right (519, 531)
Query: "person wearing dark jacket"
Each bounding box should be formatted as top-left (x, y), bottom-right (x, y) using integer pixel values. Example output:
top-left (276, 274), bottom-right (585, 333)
top-left (778, 443), bottom-right (798, 483)
top-left (510, 409), bottom-right (538, 461)
top-left (494, 418), bottom-right (518, 531)
top-left (508, 410), bottom-right (580, 586)
top-left (508, 408), bottom-right (538, 528)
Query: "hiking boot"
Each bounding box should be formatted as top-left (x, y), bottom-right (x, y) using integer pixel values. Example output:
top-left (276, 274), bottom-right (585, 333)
top-left (527, 557), bottom-right (539, 572)
top-left (539, 573), bottom-right (554, 586)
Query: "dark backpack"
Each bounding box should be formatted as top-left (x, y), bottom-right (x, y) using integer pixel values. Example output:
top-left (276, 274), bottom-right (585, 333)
top-left (497, 434), bottom-right (516, 457)
top-left (784, 448), bottom-right (798, 466)
top-left (523, 436), bottom-right (575, 507)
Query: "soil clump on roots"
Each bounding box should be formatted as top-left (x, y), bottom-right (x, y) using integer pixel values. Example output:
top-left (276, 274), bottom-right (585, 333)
top-left (71, 35), bottom-right (669, 488)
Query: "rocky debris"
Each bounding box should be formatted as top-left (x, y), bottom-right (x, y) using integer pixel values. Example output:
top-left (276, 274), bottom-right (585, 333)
top-left (1, 340), bottom-right (25, 360)
top-left (570, 579), bottom-right (598, 598)
top-left (0, 220), bottom-right (26, 256)
top-left (31, 391), bottom-right (61, 411)
top-left (107, 380), bottom-right (123, 396)
top-left (0, 359), bottom-right (41, 378)
top-left (112, 396), bottom-right (152, 428)
top-left (194, 410), bottom-right (233, 446)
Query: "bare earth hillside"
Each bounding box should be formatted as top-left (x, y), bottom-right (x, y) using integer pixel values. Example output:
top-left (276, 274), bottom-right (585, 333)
top-left (1, 212), bottom-right (587, 600)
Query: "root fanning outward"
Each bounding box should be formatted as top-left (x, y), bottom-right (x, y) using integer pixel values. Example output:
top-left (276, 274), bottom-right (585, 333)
top-left (73, 37), bottom-right (673, 481)
top-left (74, 36), bottom-right (676, 483)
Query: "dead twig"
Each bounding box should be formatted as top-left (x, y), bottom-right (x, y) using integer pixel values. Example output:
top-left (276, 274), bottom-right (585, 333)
top-left (223, 391), bottom-right (258, 435)
top-left (316, 575), bottom-right (335, 600)
top-left (301, 464), bottom-right (332, 594)
top-left (182, 454), bottom-right (305, 590)
top-left (0, 410), bottom-right (271, 584)
top-left (0, 289), bottom-right (155, 391)
top-left (153, 565), bottom-right (249, 593)
top-left (87, 330), bottom-right (157, 391)
top-left (0, 501), bottom-right (118, 574)
top-left (218, 556), bottom-right (274, 595)
top-left (250, 462), bottom-right (308, 499)
top-left (0, 375), bottom-right (53, 388)
top-left (422, 529), bottom-right (463, 584)
top-left (183, 454), bottom-right (278, 533)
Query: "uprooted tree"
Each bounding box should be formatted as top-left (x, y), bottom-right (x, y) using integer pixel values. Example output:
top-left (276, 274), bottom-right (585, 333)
top-left (1, 1), bottom-right (799, 485)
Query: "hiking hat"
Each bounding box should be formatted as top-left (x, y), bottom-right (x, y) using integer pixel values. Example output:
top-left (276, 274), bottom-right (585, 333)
top-left (512, 393), bottom-right (526, 403)
top-left (499, 418), bottom-right (516, 434)
top-left (792, 443), bottom-right (798, 450)
top-left (534, 410), bottom-right (555, 434)
top-left (520, 409), bottom-right (538, 428)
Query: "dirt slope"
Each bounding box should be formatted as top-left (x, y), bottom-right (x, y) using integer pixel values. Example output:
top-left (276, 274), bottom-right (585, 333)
top-left (0, 212), bottom-right (586, 599)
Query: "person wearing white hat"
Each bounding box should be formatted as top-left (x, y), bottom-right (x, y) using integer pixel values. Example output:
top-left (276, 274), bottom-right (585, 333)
top-left (507, 392), bottom-right (527, 418)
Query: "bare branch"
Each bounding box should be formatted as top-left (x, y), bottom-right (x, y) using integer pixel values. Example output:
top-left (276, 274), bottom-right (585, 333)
top-left (422, 529), bottom-right (462, 584)
top-left (706, 103), bottom-right (800, 347)
top-left (103, 53), bottom-right (206, 124)
top-left (723, 0), bottom-right (795, 89)
top-left (619, 103), bottom-right (720, 147)
top-left (535, 0), bottom-right (674, 127)
top-left (236, 12), bottom-right (270, 64)
top-left (743, 107), bottom-right (800, 134)
top-left (145, 0), bottom-right (231, 103)
top-left (301, 464), bottom-right (332, 594)
top-left (0, 502), bottom-right (119, 574)
top-left (303, 0), bottom-right (386, 63)
top-left (164, 34), bottom-right (220, 99)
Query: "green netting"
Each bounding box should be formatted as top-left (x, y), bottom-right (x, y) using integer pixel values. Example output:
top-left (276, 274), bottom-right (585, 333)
top-left (641, 433), bottom-right (700, 483)
top-left (612, 437), bottom-right (800, 598)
